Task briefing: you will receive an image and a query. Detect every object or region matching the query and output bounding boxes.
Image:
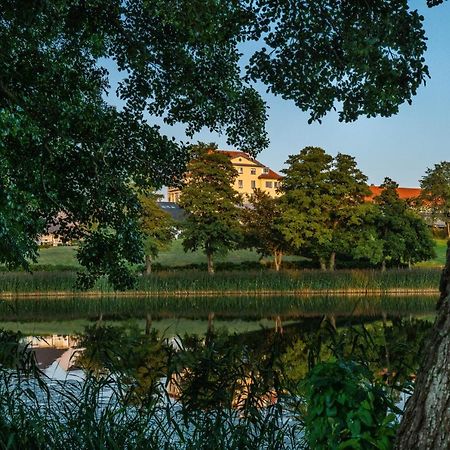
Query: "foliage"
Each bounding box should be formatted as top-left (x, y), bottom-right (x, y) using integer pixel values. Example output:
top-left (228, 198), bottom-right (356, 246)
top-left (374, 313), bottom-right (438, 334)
top-left (279, 147), bottom-right (333, 256)
top-left (179, 144), bottom-right (243, 273)
top-left (0, 1), bottom-right (432, 287)
top-left (326, 154), bottom-right (371, 269)
top-left (241, 189), bottom-right (288, 270)
top-left (247, 0), bottom-right (429, 123)
top-left (373, 178), bottom-right (435, 268)
top-left (77, 324), bottom-right (168, 405)
top-left (303, 360), bottom-right (399, 450)
top-left (279, 147), bottom-right (371, 269)
top-left (139, 191), bottom-right (176, 274)
top-left (0, 317), bottom-right (433, 449)
top-left (420, 161), bottom-right (450, 237)
top-left (282, 317), bottom-right (433, 390)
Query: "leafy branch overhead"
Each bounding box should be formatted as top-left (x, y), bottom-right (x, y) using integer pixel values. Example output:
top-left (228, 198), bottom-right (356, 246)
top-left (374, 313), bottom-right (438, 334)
top-left (0, 1), bottom-right (436, 287)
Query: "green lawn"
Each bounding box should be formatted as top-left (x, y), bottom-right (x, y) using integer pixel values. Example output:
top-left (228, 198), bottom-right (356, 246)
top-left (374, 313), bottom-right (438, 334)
top-left (416, 239), bottom-right (448, 268)
top-left (36, 240), bottom-right (304, 268)
top-left (36, 246), bottom-right (79, 267)
top-left (36, 238), bottom-right (447, 268)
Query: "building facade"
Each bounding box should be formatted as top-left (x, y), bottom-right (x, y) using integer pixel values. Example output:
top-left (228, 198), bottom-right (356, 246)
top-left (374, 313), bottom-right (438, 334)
top-left (167, 150), bottom-right (282, 202)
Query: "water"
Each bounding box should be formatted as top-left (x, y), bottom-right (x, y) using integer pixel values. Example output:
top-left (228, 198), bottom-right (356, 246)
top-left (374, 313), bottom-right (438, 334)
top-left (0, 296), bottom-right (437, 449)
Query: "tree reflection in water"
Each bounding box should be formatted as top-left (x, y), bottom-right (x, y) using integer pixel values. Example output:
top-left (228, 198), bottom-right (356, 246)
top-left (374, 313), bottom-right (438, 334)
top-left (0, 314), bottom-right (433, 449)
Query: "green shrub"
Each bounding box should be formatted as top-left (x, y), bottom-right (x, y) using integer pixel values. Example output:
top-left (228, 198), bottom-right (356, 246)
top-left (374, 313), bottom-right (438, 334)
top-left (303, 360), bottom-right (399, 450)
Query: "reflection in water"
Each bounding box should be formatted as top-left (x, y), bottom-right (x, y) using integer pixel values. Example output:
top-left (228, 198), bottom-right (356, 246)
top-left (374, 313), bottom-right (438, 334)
top-left (24, 313), bottom-right (432, 393)
top-left (0, 313), bottom-right (435, 449)
top-left (0, 294), bottom-right (437, 322)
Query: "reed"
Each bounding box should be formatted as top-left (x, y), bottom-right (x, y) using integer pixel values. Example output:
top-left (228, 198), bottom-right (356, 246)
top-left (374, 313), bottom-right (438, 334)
top-left (0, 268), bottom-right (442, 295)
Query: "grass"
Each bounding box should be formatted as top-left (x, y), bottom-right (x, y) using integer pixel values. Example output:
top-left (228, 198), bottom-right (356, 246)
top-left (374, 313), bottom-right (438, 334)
top-left (35, 245), bottom-right (79, 267)
top-left (0, 317), bottom-right (430, 449)
top-left (33, 238), bottom-right (447, 269)
top-left (416, 239), bottom-right (448, 268)
top-left (33, 240), bottom-right (308, 270)
top-left (0, 267), bottom-right (442, 294)
top-left (33, 241), bottom-right (289, 268)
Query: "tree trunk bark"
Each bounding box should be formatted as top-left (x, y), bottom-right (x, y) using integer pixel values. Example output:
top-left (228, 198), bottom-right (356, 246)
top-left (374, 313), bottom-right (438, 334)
top-left (274, 250), bottom-right (282, 271)
top-left (319, 258), bottom-right (327, 271)
top-left (145, 255), bottom-right (152, 274)
top-left (396, 240), bottom-right (450, 449)
top-left (329, 252), bottom-right (336, 271)
top-left (381, 260), bottom-right (386, 272)
top-left (447, 221), bottom-right (450, 239)
top-left (207, 252), bottom-right (214, 274)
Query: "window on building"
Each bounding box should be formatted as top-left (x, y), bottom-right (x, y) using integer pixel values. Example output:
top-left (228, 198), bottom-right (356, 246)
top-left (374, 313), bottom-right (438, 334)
top-left (263, 167), bottom-right (269, 174)
top-left (251, 180), bottom-right (256, 189)
top-left (265, 181), bottom-right (273, 188)
top-left (238, 179), bottom-right (243, 188)
top-left (251, 168), bottom-right (256, 175)
top-left (238, 167), bottom-right (243, 174)
top-left (274, 182), bottom-right (279, 188)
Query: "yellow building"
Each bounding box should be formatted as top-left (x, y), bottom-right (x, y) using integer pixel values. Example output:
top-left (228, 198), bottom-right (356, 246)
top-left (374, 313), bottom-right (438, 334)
top-left (167, 150), bottom-right (282, 202)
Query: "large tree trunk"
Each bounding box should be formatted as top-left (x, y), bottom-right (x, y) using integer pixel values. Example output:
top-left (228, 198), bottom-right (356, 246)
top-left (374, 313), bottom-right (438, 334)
top-left (396, 241), bottom-right (450, 449)
top-left (207, 252), bottom-right (214, 274)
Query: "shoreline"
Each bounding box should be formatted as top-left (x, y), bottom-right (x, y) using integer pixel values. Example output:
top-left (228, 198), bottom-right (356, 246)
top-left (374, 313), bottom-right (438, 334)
top-left (0, 288), bottom-right (440, 299)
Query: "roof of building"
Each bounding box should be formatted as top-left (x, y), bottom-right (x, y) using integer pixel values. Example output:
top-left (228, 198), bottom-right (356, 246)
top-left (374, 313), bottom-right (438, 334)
top-left (366, 185), bottom-right (422, 202)
top-left (216, 150), bottom-right (283, 179)
top-left (33, 348), bottom-right (66, 370)
top-left (258, 168), bottom-right (283, 180)
top-left (158, 202), bottom-right (185, 221)
top-left (217, 150), bottom-right (265, 167)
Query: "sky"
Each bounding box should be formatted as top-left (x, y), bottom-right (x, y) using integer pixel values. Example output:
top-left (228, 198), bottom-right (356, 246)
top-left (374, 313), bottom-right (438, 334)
top-left (106, 1), bottom-right (450, 190)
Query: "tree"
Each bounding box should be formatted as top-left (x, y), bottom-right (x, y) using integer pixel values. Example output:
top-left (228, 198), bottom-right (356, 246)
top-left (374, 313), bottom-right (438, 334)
top-left (0, 1), bottom-right (431, 287)
top-left (324, 153), bottom-right (371, 270)
top-left (138, 192), bottom-right (175, 274)
top-left (420, 161), bottom-right (450, 238)
top-left (241, 189), bottom-right (288, 271)
top-left (279, 148), bottom-right (371, 270)
top-left (178, 144), bottom-right (242, 274)
top-left (395, 241), bottom-right (450, 450)
top-left (373, 178), bottom-right (435, 270)
top-left (279, 147), bottom-right (333, 269)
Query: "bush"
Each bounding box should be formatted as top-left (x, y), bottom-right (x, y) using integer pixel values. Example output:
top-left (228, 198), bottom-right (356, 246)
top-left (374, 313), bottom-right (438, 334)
top-left (303, 360), bottom-right (399, 450)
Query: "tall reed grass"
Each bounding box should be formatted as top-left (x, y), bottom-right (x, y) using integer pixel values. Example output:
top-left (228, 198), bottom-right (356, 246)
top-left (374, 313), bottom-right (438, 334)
top-left (0, 268), bottom-right (442, 294)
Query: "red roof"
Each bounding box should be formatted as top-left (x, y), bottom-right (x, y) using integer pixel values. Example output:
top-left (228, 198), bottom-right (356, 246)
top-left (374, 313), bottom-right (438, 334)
top-left (365, 186), bottom-right (422, 202)
top-left (258, 168), bottom-right (283, 180)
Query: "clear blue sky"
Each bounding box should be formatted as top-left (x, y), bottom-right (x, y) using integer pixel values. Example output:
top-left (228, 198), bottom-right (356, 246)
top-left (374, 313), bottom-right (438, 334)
top-left (105, 1), bottom-right (450, 189)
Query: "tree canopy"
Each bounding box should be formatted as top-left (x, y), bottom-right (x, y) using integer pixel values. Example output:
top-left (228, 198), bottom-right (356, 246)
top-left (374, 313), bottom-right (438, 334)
top-left (0, 1), bottom-right (437, 286)
top-left (420, 161), bottom-right (450, 238)
top-left (373, 178), bottom-right (435, 269)
top-left (178, 144), bottom-right (243, 273)
top-left (279, 147), bottom-right (371, 270)
top-left (242, 189), bottom-right (288, 271)
top-left (139, 191), bottom-right (176, 274)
